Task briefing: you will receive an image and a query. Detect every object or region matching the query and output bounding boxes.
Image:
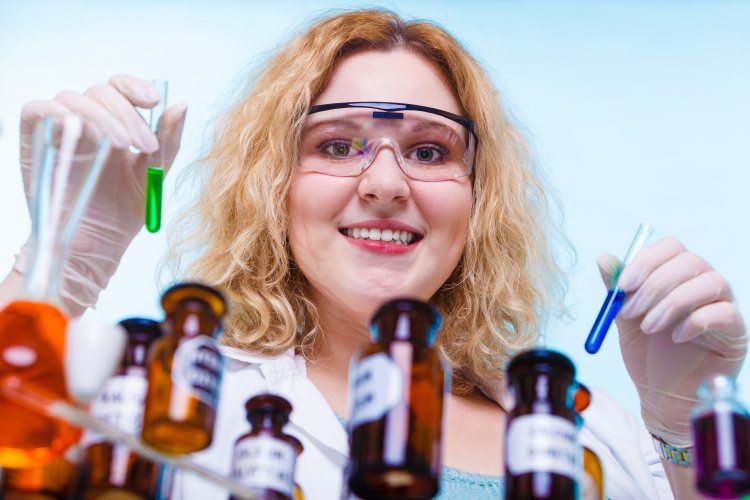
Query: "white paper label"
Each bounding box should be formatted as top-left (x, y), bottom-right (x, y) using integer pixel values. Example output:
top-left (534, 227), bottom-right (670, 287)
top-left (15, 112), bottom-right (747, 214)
top-left (350, 353), bottom-right (403, 428)
top-left (231, 435), bottom-right (296, 495)
top-left (82, 374), bottom-right (147, 447)
top-left (506, 414), bottom-right (578, 479)
top-left (171, 336), bottom-right (223, 408)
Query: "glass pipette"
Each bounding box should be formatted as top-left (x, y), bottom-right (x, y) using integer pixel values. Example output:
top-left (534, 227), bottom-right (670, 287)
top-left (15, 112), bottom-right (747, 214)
top-left (584, 223), bottom-right (654, 354)
top-left (0, 376), bottom-right (260, 499)
top-left (145, 80), bottom-right (167, 233)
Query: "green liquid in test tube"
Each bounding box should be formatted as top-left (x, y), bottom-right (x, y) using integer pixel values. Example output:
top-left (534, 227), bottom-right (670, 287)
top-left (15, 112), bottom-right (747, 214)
top-left (145, 80), bottom-right (167, 233)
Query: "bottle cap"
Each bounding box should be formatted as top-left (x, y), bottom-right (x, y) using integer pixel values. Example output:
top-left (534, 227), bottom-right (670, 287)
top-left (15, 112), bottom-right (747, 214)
top-left (574, 383), bottom-right (592, 413)
top-left (507, 349), bottom-right (576, 380)
top-left (118, 317), bottom-right (163, 342)
top-left (697, 373), bottom-right (737, 401)
top-left (65, 318), bottom-right (127, 403)
top-left (369, 298), bottom-right (442, 344)
top-left (161, 282), bottom-right (227, 317)
top-left (245, 394), bottom-right (293, 419)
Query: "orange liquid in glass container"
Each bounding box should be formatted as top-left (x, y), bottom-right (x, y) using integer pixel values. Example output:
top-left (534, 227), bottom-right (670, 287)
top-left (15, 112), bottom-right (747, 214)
top-left (0, 300), bottom-right (81, 468)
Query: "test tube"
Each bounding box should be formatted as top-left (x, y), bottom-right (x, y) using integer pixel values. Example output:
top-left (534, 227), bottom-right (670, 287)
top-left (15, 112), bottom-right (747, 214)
top-left (584, 223), bottom-right (654, 354)
top-left (145, 80), bottom-right (167, 233)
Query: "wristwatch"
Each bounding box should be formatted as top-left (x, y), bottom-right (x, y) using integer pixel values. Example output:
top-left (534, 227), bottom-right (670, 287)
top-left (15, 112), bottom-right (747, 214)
top-left (652, 434), bottom-right (692, 466)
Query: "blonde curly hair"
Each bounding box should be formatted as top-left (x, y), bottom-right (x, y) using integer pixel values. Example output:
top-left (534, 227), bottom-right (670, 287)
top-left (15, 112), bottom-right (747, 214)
top-left (168, 9), bottom-right (568, 392)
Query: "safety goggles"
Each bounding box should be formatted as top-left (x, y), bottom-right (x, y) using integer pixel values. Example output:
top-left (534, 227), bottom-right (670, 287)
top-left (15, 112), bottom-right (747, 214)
top-left (299, 102), bottom-right (478, 182)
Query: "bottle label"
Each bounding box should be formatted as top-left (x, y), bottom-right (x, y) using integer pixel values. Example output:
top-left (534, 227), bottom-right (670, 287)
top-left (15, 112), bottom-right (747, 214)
top-left (171, 336), bottom-right (223, 408)
top-left (506, 414), bottom-right (579, 479)
top-left (82, 374), bottom-right (148, 447)
top-left (350, 352), bottom-right (403, 428)
top-left (231, 435), bottom-right (296, 495)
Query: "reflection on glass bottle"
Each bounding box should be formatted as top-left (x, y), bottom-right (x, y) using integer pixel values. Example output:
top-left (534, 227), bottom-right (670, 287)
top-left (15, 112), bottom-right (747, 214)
top-left (76, 318), bottom-right (163, 499)
top-left (505, 349), bottom-right (579, 499)
top-left (347, 299), bottom-right (446, 500)
top-left (141, 283), bottom-right (227, 454)
top-left (692, 374), bottom-right (750, 499)
top-left (230, 394), bottom-right (304, 500)
top-left (0, 117), bottom-right (108, 467)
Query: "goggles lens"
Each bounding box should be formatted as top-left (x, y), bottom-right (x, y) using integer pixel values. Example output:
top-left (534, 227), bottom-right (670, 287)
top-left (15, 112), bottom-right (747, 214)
top-left (299, 103), bottom-right (476, 182)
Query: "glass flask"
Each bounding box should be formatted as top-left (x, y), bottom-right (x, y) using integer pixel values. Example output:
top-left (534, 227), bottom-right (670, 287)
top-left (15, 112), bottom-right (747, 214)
top-left (692, 374), bottom-right (750, 499)
top-left (347, 299), bottom-right (446, 499)
top-left (229, 394), bottom-right (304, 500)
top-left (505, 349), bottom-right (579, 499)
top-left (76, 317), bottom-right (163, 499)
top-left (141, 283), bottom-right (227, 454)
top-left (0, 117), bottom-right (109, 467)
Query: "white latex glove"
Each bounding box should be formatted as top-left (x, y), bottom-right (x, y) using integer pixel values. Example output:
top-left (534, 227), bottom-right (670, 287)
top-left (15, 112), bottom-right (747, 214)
top-left (597, 237), bottom-right (747, 447)
top-left (14, 75), bottom-right (187, 315)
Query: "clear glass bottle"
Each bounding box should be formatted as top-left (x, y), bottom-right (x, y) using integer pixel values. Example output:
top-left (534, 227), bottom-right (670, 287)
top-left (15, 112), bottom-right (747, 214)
top-left (505, 349), bottom-right (579, 499)
top-left (76, 317), bottom-right (163, 498)
top-left (230, 394), bottom-right (304, 500)
top-left (692, 374), bottom-right (750, 499)
top-left (141, 283), bottom-right (227, 454)
top-left (347, 299), bottom-right (446, 500)
top-left (0, 117), bottom-right (106, 467)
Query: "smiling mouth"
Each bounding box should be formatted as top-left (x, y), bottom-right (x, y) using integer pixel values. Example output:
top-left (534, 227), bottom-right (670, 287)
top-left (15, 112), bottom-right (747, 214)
top-left (338, 227), bottom-right (422, 246)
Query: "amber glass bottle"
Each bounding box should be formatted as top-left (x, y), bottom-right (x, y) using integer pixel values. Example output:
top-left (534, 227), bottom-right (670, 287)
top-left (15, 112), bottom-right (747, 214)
top-left (505, 349), bottom-right (579, 500)
top-left (230, 394), bottom-right (304, 500)
top-left (141, 283), bottom-right (227, 454)
top-left (574, 384), bottom-right (604, 500)
top-left (348, 299), bottom-right (445, 500)
top-left (0, 301), bottom-right (81, 468)
top-left (0, 457), bottom-right (76, 499)
top-left (75, 317), bottom-right (163, 498)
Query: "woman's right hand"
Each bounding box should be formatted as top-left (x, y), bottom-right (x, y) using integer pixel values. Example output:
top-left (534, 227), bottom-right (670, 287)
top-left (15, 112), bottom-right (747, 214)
top-left (14, 74), bottom-right (187, 315)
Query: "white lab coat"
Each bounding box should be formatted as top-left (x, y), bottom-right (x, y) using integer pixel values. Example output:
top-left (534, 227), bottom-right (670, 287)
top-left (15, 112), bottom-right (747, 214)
top-left (171, 346), bottom-right (674, 499)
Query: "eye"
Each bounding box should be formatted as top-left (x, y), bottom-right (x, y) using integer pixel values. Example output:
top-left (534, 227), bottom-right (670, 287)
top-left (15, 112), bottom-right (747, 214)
top-left (321, 140), bottom-right (354, 158)
top-left (407, 145), bottom-right (446, 164)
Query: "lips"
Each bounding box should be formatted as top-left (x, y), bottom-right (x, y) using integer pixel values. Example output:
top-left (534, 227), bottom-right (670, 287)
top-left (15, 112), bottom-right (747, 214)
top-left (339, 219), bottom-right (423, 253)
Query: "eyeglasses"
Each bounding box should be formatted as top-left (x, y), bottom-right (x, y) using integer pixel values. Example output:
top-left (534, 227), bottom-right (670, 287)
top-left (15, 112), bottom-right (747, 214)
top-left (299, 102), bottom-right (478, 182)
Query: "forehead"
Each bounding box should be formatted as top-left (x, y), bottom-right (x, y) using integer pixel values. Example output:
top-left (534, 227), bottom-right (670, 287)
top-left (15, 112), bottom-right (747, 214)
top-left (313, 49), bottom-right (464, 116)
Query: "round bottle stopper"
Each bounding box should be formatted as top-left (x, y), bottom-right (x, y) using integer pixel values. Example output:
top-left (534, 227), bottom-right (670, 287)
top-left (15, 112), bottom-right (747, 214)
top-left (698, 373), bottom-right (737, 401)
top-left (161, 282), bottom-right (227, 317)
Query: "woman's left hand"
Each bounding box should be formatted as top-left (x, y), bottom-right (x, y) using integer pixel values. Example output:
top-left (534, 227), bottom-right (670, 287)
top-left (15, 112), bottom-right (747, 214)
top-left (597, 237), bottom-right (747, 446)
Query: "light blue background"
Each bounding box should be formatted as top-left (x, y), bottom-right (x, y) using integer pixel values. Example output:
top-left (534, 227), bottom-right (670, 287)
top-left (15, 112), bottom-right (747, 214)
top-left (1, 1), bottom-right (748, 420)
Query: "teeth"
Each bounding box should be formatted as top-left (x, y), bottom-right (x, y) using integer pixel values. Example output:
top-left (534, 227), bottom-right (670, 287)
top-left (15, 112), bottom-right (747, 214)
top-left (344, 227), bottom-right (417, 245)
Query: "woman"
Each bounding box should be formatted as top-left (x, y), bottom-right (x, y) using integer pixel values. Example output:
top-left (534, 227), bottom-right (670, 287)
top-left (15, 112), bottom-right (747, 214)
top-left (3, 9), bottom-right (746, 499)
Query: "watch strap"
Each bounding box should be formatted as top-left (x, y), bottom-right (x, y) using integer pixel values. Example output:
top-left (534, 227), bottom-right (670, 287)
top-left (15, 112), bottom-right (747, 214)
top-left (652, 434), bottom-right (692, 466)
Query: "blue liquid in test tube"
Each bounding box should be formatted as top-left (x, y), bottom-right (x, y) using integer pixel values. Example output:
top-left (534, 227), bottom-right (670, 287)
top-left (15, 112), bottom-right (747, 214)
top-left (584, 223), bottom-right (654, 354)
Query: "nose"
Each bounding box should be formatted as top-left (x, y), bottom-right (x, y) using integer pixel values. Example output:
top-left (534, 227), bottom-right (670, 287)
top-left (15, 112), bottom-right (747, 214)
top-left (357, 141), bottom-right (411, 204)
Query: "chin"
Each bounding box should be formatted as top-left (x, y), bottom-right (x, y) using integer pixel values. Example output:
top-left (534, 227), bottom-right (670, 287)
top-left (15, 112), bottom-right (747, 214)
top-left (347, 284), bottom-right (432, 319)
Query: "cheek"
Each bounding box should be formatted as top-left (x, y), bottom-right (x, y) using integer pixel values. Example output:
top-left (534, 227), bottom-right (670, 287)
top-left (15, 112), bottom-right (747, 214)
top-left (287, 173), bottom-right (353, 257)
top-left (417, 182), bottom-right (472, 239)
top-left (289, 173), bottom-right (342, 226)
